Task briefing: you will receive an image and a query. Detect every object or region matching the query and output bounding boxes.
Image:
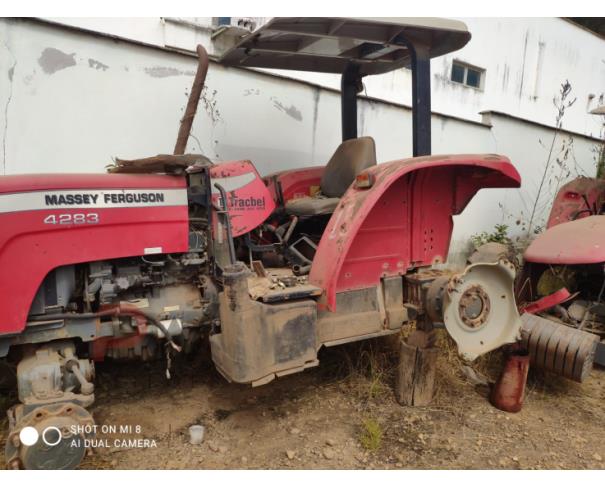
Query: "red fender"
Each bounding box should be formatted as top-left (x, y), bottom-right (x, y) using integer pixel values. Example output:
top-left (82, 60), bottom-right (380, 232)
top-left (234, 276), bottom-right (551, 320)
top-left (309, 154), bottom-right (521, 311)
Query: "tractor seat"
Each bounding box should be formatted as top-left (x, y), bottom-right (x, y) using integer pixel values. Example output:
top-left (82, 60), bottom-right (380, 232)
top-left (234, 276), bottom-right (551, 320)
top-left (285, 137), bottom-right (377, 216)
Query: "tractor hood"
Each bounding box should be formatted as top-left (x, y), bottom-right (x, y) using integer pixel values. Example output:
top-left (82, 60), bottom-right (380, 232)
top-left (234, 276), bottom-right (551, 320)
top-left (524, 215), bottom-right (605, 264)
top-left (0, 173), bottom-right (190, 336)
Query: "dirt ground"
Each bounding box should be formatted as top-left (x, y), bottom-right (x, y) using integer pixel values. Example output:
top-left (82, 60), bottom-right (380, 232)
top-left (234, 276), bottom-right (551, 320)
top-left (2, 333), bottom-right (605, 470)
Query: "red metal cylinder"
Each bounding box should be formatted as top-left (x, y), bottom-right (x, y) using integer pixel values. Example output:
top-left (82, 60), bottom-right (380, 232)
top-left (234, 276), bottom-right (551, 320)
top-left (489, 352), bottom-right (530, 413)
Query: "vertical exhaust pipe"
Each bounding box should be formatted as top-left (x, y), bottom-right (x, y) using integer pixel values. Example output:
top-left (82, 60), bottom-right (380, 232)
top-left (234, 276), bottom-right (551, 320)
top-left (174, 44), bottom-right (210, 155)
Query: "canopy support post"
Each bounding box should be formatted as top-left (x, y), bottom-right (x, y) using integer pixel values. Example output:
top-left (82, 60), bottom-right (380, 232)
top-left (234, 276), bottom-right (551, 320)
top-left (408, 43), bottom-right (432, 156)
top-left (341, 64), bottom-right (362, 141)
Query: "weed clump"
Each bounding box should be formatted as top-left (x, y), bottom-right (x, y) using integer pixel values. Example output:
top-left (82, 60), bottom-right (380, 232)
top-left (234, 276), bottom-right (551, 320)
top-left (360, 417), bottom-right (383, 451)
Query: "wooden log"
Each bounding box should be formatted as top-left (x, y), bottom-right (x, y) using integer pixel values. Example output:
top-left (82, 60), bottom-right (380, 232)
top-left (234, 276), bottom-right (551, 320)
top-left (396, 332), bottom-right (439, 406)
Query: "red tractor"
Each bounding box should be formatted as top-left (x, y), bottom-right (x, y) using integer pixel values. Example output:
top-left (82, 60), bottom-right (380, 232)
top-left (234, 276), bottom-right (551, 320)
top-left (0, 18), bottom-right (522, 469)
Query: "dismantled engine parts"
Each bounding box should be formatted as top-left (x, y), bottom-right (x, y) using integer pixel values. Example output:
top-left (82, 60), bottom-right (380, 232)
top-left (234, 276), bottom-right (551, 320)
top-left (521, 313), bottom-right (599, 382)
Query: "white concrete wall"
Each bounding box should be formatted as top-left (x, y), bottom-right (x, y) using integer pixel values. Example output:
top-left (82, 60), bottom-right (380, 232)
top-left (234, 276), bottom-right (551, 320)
top-left (43, 17), bottom-right (605, 139)
top-left (0, 18), bottom-right (601, 262)
top-left (362, 18), bottom-right (605, 139)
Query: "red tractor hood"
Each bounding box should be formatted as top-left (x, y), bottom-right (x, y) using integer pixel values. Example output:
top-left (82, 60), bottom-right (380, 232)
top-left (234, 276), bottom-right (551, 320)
top-left (524, 215), bottom-right (605, 264)
top-left (0, 173), bottom-right (190, 336)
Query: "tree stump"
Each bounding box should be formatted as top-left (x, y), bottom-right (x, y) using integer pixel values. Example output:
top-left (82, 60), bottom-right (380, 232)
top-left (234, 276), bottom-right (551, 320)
top-left (396, 330), bottom-right (439, 406)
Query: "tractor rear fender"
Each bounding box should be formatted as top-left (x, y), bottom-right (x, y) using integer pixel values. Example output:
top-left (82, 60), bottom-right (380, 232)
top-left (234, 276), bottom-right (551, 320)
top-left (309, 154), bottom-right (521, 311)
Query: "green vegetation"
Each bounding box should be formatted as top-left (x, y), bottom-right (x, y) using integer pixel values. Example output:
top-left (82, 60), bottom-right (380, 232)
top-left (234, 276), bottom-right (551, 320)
top-left (471, 223), bottom-right (512, 248)
top-left (359, 417), bottom-right (383, 451)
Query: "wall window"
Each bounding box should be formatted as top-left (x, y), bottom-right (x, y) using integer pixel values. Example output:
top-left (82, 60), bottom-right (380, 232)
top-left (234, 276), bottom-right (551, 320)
top-left (451, 61), bottom-right (485, 89)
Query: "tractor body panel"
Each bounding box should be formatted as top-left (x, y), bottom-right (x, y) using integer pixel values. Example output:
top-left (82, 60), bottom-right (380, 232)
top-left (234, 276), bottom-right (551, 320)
top-left (546, 177), bottom-right (605, 229)
top-left (525, 177), bottom-right (605, 265)
top-left (0, 174), bottom-right (189, 336)
top-left (524, 215), bottom-right (605, 265)
top-left (210, 160), bottom-right (275, 237)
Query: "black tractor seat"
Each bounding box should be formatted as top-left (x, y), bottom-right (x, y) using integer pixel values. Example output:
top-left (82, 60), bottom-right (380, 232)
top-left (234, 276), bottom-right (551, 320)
top-left (285, 136), bottom-right (377, 216)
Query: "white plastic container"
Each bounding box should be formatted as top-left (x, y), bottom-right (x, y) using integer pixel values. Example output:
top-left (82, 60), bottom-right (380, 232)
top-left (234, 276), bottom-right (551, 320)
top-left (188, 425), bottom-right (205, 445)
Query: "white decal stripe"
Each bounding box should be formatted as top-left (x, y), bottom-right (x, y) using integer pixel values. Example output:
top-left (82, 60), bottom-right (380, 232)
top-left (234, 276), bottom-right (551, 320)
top-left (0, 188), bottom-right (188, 214)
top-left (210, 172), bottom-right (256, 194)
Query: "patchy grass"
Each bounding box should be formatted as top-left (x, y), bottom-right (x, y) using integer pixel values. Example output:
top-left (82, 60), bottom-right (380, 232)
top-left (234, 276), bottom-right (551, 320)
top-left (351, 338), bottom-right (399, 402)
top-left (318, 336), bottom-right (399, 403)
top-left (436, 330), bottom-right (502, 378)
top-left (358, 348), bottom-right (391, 400)
top-left (430, 328), bottom-right (507, 408)
top-left (359, 417), bottom-right (383, 451)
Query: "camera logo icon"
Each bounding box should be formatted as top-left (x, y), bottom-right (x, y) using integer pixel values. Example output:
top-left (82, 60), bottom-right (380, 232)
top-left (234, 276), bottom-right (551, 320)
top-left (19, 426), bottom-right (63, 447)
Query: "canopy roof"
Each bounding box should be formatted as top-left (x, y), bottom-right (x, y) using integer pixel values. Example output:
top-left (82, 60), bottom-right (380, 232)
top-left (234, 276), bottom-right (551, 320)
top-left (219, 17), bottom-right (471, 75)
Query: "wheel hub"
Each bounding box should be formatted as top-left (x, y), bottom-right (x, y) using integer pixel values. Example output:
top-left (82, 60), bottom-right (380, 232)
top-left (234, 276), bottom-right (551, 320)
top-left (5, 402), bottom-right (95, 470)
top-left (458, 285), bottom-right (491, 329)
